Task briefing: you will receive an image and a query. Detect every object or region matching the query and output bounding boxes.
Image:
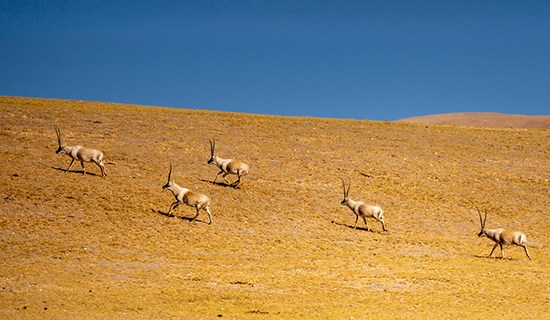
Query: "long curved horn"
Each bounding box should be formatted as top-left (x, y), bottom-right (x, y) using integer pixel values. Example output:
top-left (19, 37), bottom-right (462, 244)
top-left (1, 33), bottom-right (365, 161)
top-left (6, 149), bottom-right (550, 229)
top-left (347, 177), bottom-right (351, 197)
top-left (167, 162), bottom-right (172, 183)
top-left (54, 126), bottom-right (62, 147)
top-left (209, 139), bottom-right (215, 157)
top-left (341, 178), bottom-right (346, 197)
top-left (477, 207), bottom-right (483, 228)
top-left (469, 200), bottom-right (487, 229)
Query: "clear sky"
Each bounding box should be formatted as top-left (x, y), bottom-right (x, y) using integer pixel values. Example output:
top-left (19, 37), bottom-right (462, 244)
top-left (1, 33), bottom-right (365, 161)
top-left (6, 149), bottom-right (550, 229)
top-left (1, 1), bottom-right (549, 120)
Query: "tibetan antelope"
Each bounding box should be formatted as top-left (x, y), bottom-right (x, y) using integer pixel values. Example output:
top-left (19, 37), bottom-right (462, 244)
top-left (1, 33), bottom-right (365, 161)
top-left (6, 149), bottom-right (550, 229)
top-left (340, 178), bottom-right (387, 232)
top-left (162, 163), bottom-right (213, 224)
top-left (207, 139), bottom-right (250, 188)
top-left (476, 207), bottom-right (532, 260)
top-left (54, 126), bottom-right (107, 177)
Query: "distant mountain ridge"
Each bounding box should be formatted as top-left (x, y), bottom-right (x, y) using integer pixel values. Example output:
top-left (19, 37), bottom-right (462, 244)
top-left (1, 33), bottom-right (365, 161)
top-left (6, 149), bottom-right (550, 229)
top-left (396, 112), bottom-right (550, 129)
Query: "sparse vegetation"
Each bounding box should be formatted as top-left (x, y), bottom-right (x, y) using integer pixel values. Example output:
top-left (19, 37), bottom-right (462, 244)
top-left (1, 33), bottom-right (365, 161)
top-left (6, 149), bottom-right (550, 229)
top-left (1, 96), bottom-right (549, 318)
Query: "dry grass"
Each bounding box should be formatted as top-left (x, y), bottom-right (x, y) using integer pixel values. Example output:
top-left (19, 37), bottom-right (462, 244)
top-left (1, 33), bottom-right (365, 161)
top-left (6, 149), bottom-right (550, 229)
top-left (1, 96), bottom-right (549, 319)
top-left (397, 112), bottom-right (550, 129)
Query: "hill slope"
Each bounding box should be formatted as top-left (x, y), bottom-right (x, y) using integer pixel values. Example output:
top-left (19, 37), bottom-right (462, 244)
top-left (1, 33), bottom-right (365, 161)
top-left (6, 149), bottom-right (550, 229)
top-left (1, 96), bottom-right (549, 319)
top-left (397, 112), bottom-right (550, 129)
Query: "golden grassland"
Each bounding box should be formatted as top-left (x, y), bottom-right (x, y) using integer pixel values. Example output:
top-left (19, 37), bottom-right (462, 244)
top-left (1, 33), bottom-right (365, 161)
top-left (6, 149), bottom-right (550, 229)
top-left (0, 96), bottom-right (549, 319)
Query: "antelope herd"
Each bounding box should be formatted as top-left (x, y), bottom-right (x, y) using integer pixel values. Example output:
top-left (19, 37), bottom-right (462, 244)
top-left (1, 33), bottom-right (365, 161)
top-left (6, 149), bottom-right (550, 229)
top-left (52, 125), bottom-right (534, 260)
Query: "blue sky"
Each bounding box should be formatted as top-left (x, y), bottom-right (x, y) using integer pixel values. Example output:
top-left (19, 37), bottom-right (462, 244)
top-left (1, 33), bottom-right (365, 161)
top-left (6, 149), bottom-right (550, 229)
top-left (1, 1), bottom-right (549, 120)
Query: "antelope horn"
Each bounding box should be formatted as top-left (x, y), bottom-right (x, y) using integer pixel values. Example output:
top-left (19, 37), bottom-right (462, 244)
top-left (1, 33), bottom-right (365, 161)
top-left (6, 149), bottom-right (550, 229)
top-left (341, 178), bottom-right (346, 197)
top-left (475, 205), bottom-right (483, 228)
top-left (167, 162), bottom-right (172, 183)
top-left (478, 209), bottom-right (483, 228)
top-left (347, 177), bottom-right (351, 197)
top-left (209, 139), bottom-right (215, 156)
top-left (54, 126), bottom-right (62, 147)
top-left (483, 209), bottom-right (488, 228)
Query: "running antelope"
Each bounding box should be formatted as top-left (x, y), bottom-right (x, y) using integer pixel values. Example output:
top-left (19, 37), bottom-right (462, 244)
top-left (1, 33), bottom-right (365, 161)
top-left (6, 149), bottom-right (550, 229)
top-left (54, 126), bottom-right (107, 177)
top-left (162, 163), bottom-right (213, 224)
top-left (207, 139), bottom-right (250, 188)
top-left (476, 207), bottom-right (532, 260)
top-left (340, 178), bottom-right (387, 232)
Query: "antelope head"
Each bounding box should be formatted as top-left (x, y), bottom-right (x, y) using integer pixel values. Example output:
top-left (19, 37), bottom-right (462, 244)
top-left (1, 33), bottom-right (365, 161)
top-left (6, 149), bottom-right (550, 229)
top-left (476, 206), bottom-right (488, 238)
top-left (162, 162), bottom-right (174, 190)
top-left (55, 126), bottom-right (65, 154)
top-left (341, 177), bottom-right (351, 205)
top-left (207, 139), bottom-right (216, 164)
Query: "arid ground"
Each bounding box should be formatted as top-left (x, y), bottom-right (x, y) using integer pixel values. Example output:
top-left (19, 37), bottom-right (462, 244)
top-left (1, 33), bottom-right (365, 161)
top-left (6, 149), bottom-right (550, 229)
top-left (397, 112), bottom-right (550, 129)
top-left (1, 96), bottom-right (549, 319)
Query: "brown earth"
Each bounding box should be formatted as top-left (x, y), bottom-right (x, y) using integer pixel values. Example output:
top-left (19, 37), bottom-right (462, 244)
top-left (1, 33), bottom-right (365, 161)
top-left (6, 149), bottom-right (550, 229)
top-left (397, 112), bottom-right (550, 129)
top-left (1, 96), bottom-right (549, 319)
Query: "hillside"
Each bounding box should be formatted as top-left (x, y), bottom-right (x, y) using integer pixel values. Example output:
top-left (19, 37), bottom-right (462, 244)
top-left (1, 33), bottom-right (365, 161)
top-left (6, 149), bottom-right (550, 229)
top-left (1, 96), bottom-right (549, 319)
top-left (397, 112), bottom-right (550, 129)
